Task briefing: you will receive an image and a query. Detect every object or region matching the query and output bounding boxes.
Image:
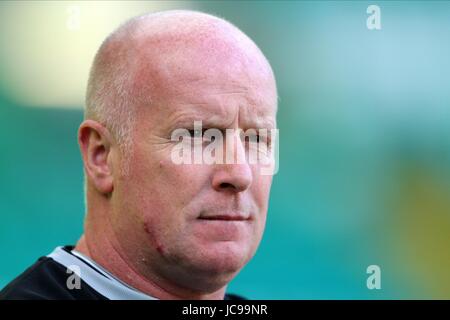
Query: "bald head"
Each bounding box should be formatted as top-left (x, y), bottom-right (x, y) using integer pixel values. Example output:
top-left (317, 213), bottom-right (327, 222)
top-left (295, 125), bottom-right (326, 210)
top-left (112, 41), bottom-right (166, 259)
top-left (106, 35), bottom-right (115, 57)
top-left (85, 10), bottom-right (276, 150)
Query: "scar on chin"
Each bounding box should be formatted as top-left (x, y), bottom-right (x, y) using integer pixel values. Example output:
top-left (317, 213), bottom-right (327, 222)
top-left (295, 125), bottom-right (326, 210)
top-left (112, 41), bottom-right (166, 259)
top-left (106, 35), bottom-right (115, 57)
top-left (156, 244), bottom-right (165, 255)
top-left (143, 221), bottom-right (166, 256)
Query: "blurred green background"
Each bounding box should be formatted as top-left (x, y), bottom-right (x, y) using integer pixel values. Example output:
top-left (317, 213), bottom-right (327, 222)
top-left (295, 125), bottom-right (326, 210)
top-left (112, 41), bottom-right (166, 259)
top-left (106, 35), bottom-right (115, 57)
top-left (1, 1), bottom-right (450, 299)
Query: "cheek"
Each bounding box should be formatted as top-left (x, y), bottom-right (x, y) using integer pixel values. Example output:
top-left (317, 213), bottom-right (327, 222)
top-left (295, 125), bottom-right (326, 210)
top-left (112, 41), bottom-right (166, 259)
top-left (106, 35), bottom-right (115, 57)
top-left (126, 156), bottom-right (209, 232)
top-left (158, 161), bottom-right (213, 203)
top-left (249, 175), bottom-right (271, 239)
top-left (129, 141), bottom-right (212, 202)
top-left (252, 173), bottom-right (273, 206)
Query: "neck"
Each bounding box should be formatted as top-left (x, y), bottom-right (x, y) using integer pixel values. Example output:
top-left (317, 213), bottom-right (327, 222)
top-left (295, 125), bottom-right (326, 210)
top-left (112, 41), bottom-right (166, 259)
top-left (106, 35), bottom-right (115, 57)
top-left (75, 229), bottom-right (227, 300)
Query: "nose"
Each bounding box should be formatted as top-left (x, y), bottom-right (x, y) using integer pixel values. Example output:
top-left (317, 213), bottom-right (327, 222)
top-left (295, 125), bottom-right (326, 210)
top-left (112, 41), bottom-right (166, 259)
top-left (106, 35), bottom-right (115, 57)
top-left (211, 136), bottom-right (253, 193)
top-left (212, 162), bottom-right (253, 193)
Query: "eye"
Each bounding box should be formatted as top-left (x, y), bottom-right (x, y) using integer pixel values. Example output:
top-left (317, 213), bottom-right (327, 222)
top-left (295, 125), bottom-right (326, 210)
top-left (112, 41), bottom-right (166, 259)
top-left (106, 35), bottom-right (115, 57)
top-left (244, 133), bottom-right (261, 144)
top-left (243, 132), bottom-right (271, 150)
top-left (187, 128), bottom-right (208, 138)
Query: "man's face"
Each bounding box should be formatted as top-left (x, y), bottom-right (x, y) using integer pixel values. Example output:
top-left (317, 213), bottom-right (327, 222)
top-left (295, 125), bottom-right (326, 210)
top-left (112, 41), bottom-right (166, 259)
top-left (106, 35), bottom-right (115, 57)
top-left (112, 42), bottom-right (277, 290)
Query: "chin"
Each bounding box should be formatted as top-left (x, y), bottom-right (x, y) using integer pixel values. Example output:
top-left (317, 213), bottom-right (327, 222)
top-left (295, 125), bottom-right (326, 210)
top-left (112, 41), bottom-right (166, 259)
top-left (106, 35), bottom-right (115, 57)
top-left (191, 241), bottom-right (253, 276)
top-left (162, 241), bottom-right (256, 293)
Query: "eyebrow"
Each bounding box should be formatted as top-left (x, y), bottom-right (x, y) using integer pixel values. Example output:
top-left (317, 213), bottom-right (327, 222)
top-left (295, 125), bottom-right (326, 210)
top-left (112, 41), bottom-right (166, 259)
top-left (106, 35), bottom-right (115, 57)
top-left (169, 112), bottom-right (227, 128)
top-left (170, 117), bottom-right (276, 136)
top-left (168, 101), bottom-right (276, 131)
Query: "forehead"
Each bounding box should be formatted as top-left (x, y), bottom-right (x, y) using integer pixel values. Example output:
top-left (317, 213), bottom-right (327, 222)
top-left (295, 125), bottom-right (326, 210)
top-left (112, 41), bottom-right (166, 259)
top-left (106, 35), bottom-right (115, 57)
top-left (138, 42), bottom-right (277, 130)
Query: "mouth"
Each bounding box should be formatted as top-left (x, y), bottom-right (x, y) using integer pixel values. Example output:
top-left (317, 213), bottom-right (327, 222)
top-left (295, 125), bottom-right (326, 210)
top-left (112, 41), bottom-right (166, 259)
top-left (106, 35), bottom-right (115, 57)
top-left (198, 214), bottom-right (251, 221)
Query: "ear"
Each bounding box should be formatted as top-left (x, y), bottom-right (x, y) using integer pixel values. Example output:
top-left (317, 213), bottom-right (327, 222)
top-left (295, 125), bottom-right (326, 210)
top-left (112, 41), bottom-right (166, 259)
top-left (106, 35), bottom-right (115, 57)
top-left (78, 120), bottom-right (115, 195)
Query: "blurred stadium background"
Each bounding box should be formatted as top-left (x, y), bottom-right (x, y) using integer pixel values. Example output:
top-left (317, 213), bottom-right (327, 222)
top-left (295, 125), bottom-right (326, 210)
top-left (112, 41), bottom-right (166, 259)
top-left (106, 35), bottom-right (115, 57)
top-left (1, 1), bottom-right (450, 299)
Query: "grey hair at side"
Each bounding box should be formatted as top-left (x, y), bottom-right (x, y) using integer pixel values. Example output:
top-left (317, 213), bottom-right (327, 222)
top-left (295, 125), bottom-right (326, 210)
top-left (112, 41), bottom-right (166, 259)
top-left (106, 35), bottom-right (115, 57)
top-left (84, 15), bottom-right (148, 153)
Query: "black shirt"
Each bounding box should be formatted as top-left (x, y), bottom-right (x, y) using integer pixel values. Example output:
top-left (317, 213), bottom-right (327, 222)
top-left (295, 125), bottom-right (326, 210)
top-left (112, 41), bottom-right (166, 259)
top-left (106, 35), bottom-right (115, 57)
top-left (0, 246), bottom-right (245, 300)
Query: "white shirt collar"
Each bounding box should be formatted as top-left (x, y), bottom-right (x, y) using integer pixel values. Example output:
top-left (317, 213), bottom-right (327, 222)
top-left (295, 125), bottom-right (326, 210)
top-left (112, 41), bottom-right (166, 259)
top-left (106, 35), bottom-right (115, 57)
top-left (47, 246), bottom-right (157, 300)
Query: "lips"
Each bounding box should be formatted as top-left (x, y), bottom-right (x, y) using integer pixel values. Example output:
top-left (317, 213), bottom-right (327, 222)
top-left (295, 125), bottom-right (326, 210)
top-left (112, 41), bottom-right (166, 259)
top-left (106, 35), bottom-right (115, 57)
top-left (198, 213), bottom-right (250, 221)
